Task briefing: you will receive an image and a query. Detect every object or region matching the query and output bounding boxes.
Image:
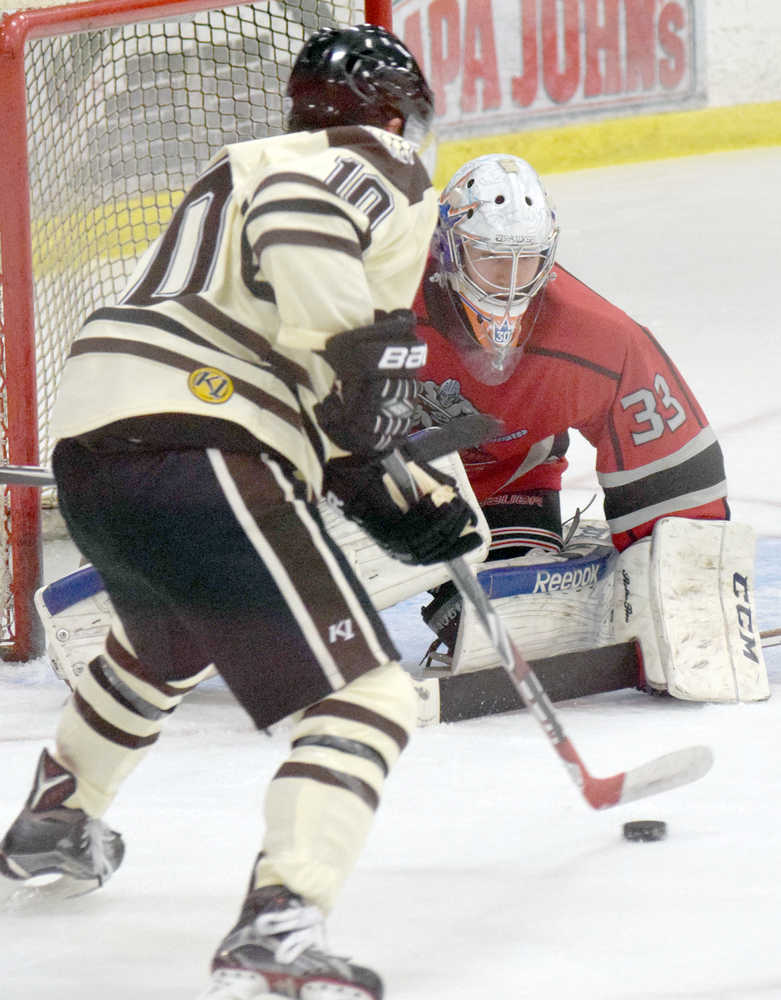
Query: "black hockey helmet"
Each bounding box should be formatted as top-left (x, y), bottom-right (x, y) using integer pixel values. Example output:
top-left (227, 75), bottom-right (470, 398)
top-left (285, 24), bottom-right (434, 142)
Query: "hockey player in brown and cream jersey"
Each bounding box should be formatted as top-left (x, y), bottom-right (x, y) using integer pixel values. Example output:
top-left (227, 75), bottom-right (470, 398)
top-left (0, 26), bottom-right (480, 1000)
top-left (53, 120), bottom-right (438, 489)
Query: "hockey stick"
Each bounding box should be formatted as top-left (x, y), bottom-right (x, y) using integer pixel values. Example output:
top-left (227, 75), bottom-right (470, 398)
top-left (413, 640), bottom-right (642, 725)
top-left (760, 627), bottom-right (781, 648)
top-left (0, 416), bottom-right (504, 488)
top-left (419, 624), bottom-right (780, 725)
top-left (0, 465), bottom-right (55, 486)
top-left (406, 413), bottom-right (503, 464)
top-left (382, 450), bottom-right (714, 809)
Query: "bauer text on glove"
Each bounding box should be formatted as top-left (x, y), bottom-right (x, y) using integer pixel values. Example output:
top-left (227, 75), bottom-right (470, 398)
top-left (314, 310), bottom-right (426, 456)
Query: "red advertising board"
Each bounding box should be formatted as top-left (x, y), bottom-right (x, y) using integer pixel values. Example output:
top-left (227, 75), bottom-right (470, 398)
top-left (394, 0), bottom-right (704, 137)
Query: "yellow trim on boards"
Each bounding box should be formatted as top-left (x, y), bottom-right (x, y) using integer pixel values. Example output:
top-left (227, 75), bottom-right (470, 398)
top-left (31, 190), bottom-right (185, 275)
top-left (433, 100), bottom-right (781, 186)
top-left (31, 101), bottom-right (780, 277)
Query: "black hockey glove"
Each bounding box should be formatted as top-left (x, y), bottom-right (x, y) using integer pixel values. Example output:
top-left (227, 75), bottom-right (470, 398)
top-left (314, 310), bottom-right (427, 456)
top-left (323, 449), bottom-right (482, 566)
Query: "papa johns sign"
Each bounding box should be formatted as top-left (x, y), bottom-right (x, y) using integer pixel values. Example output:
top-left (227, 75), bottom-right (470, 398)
top-left (394, 0), bottom-right (702, 135)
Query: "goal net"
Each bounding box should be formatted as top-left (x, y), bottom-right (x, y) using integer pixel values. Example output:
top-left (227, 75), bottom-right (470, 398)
top-left (0, 0), bottom-right (387, 660)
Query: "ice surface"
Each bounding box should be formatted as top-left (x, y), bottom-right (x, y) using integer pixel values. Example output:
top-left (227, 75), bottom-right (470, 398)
top-left (2, 147), bottom-right (781, 999)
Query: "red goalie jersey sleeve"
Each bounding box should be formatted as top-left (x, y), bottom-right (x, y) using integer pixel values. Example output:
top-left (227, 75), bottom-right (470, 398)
top-left (414, 262), bottom-right (729, 552)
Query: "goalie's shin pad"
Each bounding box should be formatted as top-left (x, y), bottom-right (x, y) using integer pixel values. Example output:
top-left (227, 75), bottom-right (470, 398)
top-left (621, 517), bottom-right (768, 702)
top-left (450, 522), bottom-right (618, 673)
top-left (451, 517), bottom-right (768, 704)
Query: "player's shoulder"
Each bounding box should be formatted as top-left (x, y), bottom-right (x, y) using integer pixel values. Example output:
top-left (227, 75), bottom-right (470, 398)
top-left (225, 126), bottom-right (432, 206)
top-left (542, 265), bottom-right (648, 344)
top-left (323, 125), bottom-right (433, 205)
top-left (547, 266), bottom-right (633, 319)
top-left (222, 130), bottom-right (326, 189)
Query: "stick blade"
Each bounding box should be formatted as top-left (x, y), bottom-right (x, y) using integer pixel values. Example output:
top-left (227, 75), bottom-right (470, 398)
top-left (617, 744), bottom-right (714, 806)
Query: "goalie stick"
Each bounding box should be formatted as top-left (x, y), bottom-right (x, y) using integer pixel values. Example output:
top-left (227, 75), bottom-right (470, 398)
top-left (761, 628), bottom-right (781, 648)
top-left (418, 625), bottom-right (781, 725)
top-left (0, 465), bottom-right (55, 486)
top-left (0, 415), bottom-right (505, 488)
top-left (14, 454), bottom-right (778, 653)
top-left (414, 640), bottom-right (643, 724)
top-left (382, 450), bottom-right (714, 810)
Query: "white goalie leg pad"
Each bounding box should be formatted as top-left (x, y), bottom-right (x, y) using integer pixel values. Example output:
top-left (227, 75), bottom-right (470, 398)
top-left (35, 566), bottom-right (112, 688)
top-left (448, 516), bottom-right (768, 703)
top-left (449, 521), bottom-right (618, 673)
top-left (610, 538), bottom-right (666, 690)
top-left (649, 518), bottom-right (768, 702)
top-left (318, 451), bottom-right (490, 611)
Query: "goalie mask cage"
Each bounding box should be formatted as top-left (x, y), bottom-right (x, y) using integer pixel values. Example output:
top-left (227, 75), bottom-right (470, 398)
top-left (0, 0), bottom-right (391, 661)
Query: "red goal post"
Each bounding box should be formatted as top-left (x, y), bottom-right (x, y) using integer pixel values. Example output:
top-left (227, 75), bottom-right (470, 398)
top-left (0, 0), bottom-right (392, 661)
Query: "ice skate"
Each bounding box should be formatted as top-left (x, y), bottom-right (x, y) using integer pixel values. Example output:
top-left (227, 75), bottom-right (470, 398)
top-left (0, 748), bottom-right (124, 906)
top-left (198, 885), bottom-right (382, 1000)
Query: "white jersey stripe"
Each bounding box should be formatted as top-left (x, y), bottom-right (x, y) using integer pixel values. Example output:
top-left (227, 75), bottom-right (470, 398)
top-left (261, 455), bottom-right (393, 669)
top-left (597, 425), bottom-right (718, 488)
top-left (606, 481), bottom-right (729, 534)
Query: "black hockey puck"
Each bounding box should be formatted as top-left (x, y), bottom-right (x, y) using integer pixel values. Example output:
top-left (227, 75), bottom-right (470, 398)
top-left (622, 820), bottom-right (667, 842)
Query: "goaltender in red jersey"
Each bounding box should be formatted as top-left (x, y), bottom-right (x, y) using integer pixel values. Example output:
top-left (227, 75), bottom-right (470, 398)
top-left (408, 154), bottom-right (764, 706)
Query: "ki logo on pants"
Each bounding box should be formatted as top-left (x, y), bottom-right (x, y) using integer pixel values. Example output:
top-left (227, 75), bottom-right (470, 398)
top-left (328, 618), bottom-right (355, 643)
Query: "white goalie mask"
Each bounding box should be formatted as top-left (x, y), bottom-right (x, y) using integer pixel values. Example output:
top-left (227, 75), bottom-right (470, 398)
top-left (434, 154), bottom-right (559, 382)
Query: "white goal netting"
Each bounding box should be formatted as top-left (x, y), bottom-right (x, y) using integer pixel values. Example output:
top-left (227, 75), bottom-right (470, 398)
top-left (0, 0), bottom-right (369, 657)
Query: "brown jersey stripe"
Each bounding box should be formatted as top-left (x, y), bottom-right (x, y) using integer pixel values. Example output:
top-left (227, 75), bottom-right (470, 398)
top-left (245, 198), bottom-right (371, 252)
top-left (302, 697), bottom-right (409, 753)
top-left (249, 170), bottom-right (334, 204)
top-left (89, 305), bottom-right (219, 354)
top-left (273, 761), bottom-right (379, 811)
top-left (69, 337), bottom-right (303, 430)
top-left (239, 225), bottom-right (278, 303)
top-left (180, 295), bottom-right (312, 389)
top-left (87, 304), bottom-right (295, 394)
top-left (250, 228), bottom-right (362, 260)
top-left (73, 690), bottom-right (160, 750)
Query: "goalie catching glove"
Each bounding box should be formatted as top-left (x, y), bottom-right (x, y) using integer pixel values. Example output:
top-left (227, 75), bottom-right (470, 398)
top-left (315, 309), bottom-right (426, 455)
top-left (323, 449), bottom-right (482, 566)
